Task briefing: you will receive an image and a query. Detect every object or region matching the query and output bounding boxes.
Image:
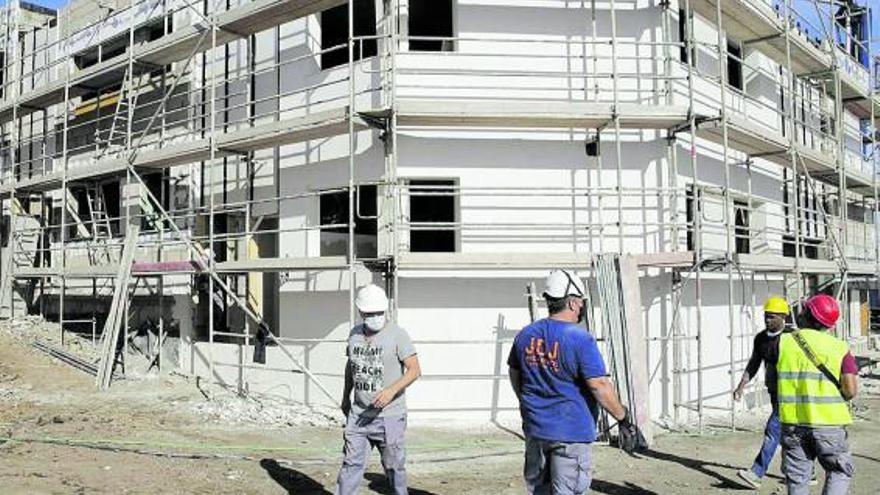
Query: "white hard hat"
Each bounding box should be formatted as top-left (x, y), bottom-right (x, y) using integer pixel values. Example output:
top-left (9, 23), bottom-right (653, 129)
top-left (543, 269), bottom-right (586, 299)
top-left (355, 284), bottom-right (389, 313)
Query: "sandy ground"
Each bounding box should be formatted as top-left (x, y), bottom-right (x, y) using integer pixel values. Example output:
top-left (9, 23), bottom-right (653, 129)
top-left (1, 322), bottom-right (879, 494)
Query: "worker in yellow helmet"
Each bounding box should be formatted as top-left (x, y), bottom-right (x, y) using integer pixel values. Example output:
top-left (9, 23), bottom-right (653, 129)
top-left (777, 294), bottom-right (858, 495)
top-left (735, 296), bottom-right (804, 489)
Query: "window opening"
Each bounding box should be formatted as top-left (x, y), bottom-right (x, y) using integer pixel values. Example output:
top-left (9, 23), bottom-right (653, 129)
top-left (409, 0), bottom-right (454, 52)
top-left (408, 179), bottom-right (456, 252)
top-left (320, 185), bottom-right (377, 258)
top-left (320, 0), bottom-right (377, 70)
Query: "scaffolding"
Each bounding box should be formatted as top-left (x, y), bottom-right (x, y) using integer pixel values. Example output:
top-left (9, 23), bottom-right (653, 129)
top-left (0, 0), bottom-right (877, 429)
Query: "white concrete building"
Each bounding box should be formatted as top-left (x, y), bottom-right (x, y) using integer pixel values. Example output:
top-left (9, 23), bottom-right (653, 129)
top-left (0, 0), bottom-right (877, 428)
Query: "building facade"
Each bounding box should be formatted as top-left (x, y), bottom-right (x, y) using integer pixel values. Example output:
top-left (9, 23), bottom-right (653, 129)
top-left (0, 0), bottom-right (878, 427)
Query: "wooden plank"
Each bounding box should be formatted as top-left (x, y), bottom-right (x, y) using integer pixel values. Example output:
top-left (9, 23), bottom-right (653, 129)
top-left (397, 252), bottom-right (592, 270)
top-left (619, 255), bottom-right (653, 445)
top-left (216, 256), bottom-right (349, 272)
top-left (395, 100), bottom-right (690, 130)
top-left (594, 254), bottom-right (652, 446)
top-left (95, 226), bottom-right (140, 390)
top-left (635, 251), bottom-right (695, 268)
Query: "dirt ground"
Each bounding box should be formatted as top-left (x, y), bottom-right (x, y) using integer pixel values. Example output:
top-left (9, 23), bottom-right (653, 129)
top-left (1, 326), bottom-right (879, 494)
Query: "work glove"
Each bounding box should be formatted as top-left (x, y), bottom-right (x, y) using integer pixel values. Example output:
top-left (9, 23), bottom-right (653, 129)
top-left (617, 408), bottom-right (648, 454)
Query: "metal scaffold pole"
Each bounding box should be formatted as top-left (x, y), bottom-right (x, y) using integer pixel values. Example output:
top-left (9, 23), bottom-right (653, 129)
top-left (591, 0), bottom-right (605, 252)
top-left (121, 0), bottom-right (137, 373)
top-left (208, 1), bottom-right (219, 384)
top-left (872, 12), bottom-right (879, 284)
top-left (680, 0), bottom-right (705, 433)
top-left (389, 0), bottom-right (400, 320)
top-left (610, 0), bottom-right (624, 254)
top-left (347, 0), bottom-right (356, 358)
top-left (240, 25), bottom-right (255, 394)
top-left (0, 0), bottom-right (21, 319)
top-left (782, 0), bottom-right (802, 302)
top-left (825, 0), bottom-right (846, 324)
top-left (836, 63), bottom-right (849, 331)
top-left (59, 5), bottom-right (72, 340)
top-left (713, 0), bottom-right (737, 431)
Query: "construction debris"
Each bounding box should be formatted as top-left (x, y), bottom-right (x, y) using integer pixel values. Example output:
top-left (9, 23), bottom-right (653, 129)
top-left (187, 380), bottom-right (341, 429)
top-left (0, 316), bottom-right (161, 382)
top-left (31, 340), bottom-right (98, 377)
top-left (0, 316), bottom-right (99, 362)
top-left (0, 370), bottom-right (24, 404)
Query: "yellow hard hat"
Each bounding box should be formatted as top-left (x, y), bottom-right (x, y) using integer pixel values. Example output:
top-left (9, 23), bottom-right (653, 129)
top-left (763, 296), bottom-right (789, 315)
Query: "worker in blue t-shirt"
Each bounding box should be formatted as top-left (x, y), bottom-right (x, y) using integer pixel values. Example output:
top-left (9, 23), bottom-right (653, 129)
top-left (508, 269), bottom-right (647, 494)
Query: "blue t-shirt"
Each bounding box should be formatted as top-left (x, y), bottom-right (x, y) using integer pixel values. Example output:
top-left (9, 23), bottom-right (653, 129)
top-left (507, 318), bottom-right (608, 443)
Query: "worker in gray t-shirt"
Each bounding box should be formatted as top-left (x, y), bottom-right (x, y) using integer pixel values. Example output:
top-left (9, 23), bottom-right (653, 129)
top-left (335, 284), bottom-right (421, 495)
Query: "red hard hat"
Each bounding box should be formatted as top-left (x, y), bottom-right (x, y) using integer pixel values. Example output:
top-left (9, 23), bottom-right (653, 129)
top-left (804, 294), bottom-right (840, 328)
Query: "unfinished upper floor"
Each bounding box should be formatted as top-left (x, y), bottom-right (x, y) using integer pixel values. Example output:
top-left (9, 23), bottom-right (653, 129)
top-left (0, 0), bottom-right (876, 277)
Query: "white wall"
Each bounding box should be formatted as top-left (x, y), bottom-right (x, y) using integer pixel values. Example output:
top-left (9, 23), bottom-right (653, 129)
top-left (5, 0), bottom-right (878, 426)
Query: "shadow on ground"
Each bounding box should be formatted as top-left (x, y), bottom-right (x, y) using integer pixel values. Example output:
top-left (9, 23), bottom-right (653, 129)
top-left (591, 479), bottom-right (659, 494)
top-left (364, 472), bottom-right (439, 494)
top-left (260, 459), bottom-right (332, 494)
top-left (260, 459), bottom-right (440, 494)
top-left (639, 449), bottom-right (751, 490)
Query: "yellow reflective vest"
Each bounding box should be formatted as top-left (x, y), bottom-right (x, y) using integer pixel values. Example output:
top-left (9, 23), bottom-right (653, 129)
top-left (777, 329), bottom-right (852, 426)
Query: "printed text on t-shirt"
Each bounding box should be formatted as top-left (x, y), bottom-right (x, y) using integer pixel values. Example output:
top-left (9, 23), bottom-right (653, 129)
top-left (351, 345), bottom-right (385, 393)
top-left (524, 337), bottom-right (560, 372)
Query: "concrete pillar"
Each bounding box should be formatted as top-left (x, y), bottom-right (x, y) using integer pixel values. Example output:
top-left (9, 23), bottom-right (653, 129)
top-left (121, 179), bottom-right (142, 238)
top-left (398, 0), bottom-right (409, 52)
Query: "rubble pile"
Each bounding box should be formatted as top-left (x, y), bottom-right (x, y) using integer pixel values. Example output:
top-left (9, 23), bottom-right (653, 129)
top-left (0, 316), bottom-right (102, 363)
top-left (189, 381), bottom-right (341, 429)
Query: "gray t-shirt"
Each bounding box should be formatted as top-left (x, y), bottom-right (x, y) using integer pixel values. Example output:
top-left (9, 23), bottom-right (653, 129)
top-left (346, 323), bottom-right (417, 419)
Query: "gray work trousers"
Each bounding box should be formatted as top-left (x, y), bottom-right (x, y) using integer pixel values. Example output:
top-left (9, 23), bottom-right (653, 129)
top-left (335, 413), bottom-right (407, 495)
top-left (781, 425), bottom-right (854, 495)
top-left (524, 437), bottom-right (592, 495)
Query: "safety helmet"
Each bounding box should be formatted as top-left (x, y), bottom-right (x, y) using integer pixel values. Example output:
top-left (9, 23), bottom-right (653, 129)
top-left (355, 284), bottom-right (388, 313)
top-left (803, 294), bottom-right (839, 329)
top-left (763, 296), bottom-right (790, 315)
top-left (543, 269), bottom-right (586, 299)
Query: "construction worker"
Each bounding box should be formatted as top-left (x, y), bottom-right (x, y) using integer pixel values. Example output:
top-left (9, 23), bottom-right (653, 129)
top-left (508, 269), bottom-right (647, 495)
top-left (778, 294), bottom-right (858, 495)
top-left (335, 284), bottom-right (421, 495)
top-left (735, 296), bottom-right (794, 489)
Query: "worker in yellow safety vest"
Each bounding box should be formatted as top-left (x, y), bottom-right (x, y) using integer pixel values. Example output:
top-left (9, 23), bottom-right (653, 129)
top-left (777, 294), bottom-right (859, 495)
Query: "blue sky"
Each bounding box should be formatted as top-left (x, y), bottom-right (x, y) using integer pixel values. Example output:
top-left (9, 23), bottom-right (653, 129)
top-left (6, 0), bottom-right (65, 8)
top-left (793, 0), bottom-right (879, 53)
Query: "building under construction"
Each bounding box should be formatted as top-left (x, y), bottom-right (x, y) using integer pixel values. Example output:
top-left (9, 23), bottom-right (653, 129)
top-left (0, 0), bottom-right (878, 432)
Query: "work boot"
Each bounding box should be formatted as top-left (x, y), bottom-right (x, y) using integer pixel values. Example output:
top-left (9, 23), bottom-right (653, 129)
top-left (737, 469), bottom-right (761, 489)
